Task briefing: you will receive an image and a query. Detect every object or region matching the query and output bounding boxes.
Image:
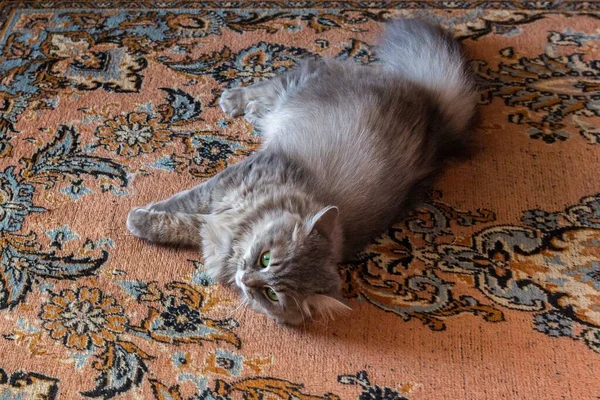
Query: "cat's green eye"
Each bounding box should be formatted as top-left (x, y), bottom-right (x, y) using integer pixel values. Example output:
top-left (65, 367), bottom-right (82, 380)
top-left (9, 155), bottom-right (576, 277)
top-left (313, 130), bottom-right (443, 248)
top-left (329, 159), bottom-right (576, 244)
top-left (264, 287), bottom-right (278, 302)
top-left (259, 251), bottom-right (271, 268)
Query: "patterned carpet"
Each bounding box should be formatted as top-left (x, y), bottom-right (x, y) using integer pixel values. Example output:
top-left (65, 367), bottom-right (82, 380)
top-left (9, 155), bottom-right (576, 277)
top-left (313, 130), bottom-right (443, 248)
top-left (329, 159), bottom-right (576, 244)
top-left (1, 1), bottom-right (600, 399)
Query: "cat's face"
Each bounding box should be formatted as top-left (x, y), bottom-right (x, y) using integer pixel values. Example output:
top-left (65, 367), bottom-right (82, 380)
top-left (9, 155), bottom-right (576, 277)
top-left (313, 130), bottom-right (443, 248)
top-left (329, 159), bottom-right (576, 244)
top-left (231, 207), bottom-right (349, 325)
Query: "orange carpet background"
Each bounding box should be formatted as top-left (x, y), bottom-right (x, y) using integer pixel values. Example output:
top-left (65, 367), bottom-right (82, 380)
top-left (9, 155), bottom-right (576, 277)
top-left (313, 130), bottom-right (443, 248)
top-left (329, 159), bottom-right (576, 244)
top-left (0, 1), bottom-right (599, 399)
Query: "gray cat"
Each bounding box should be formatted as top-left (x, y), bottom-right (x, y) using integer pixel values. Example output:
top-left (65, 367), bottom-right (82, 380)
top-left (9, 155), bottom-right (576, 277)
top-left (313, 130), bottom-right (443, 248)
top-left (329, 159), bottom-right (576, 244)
top-left (126, 18), bottom-right (477, 325)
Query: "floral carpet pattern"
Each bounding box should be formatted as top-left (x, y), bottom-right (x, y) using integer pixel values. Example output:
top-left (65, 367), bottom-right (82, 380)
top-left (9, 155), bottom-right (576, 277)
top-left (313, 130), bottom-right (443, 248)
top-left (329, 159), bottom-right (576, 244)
top-left (1, 1), bottom-right (600, 399)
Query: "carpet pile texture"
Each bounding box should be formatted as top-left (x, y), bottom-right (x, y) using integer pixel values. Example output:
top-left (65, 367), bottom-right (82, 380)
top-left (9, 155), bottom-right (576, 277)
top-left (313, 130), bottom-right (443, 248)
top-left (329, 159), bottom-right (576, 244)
top-left (0, 1), bottom-right (599, 399)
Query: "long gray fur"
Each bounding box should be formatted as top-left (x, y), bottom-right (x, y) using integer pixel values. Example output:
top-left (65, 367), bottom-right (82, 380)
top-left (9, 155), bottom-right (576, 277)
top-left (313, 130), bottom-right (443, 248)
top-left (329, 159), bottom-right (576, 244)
top-left (126, 18), bottom-right (478, 325)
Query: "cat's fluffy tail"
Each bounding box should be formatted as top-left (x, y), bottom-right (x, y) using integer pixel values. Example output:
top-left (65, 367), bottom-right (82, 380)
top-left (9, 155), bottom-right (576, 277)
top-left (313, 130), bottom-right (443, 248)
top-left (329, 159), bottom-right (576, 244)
top-left (378, 18), bottom-right (477, 135)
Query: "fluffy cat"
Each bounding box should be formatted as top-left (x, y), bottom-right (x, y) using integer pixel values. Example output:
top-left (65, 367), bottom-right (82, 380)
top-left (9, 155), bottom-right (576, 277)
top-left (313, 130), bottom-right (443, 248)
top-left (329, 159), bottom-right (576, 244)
top-left (126, 18), bottom-right (478, 325)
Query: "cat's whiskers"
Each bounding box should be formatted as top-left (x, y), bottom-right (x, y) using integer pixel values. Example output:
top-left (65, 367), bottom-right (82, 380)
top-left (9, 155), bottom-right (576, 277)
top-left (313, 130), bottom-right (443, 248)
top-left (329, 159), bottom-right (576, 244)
top-left (228, 299), bottom-right (245, 319)
top-left (311, 300), bottom-right (334, 322)
top-left (229, 296), bottom-right (249, 320)
top-left (291, 295), bottom-right (307, 331)
top-left (239, 299), bottom-right (250, 322)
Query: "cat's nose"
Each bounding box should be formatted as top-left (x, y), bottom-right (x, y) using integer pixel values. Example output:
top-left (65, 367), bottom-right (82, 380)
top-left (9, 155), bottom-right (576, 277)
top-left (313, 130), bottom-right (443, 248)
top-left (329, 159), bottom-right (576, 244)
top-left (241, 274), bottom-right (259, 287)
top-left (241, 274), bottom-right (255, 286)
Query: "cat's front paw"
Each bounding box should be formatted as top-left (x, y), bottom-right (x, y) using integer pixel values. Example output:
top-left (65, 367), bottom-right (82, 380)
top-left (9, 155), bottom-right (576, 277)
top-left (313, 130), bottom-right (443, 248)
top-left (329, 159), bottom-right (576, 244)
top-left (126, 207), bottom-right (152, 238)
top-left (243, 100), bottom-right (267, 124)
top-left (219, 88), bottom-right (248, 118)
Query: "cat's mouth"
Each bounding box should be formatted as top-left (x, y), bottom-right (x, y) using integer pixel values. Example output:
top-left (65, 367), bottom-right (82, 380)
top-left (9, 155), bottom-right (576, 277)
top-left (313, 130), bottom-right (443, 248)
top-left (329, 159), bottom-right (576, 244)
top-left (234, 269), bottom-right (244, 289)
top-left (234, 270), bottom-right (255, 301)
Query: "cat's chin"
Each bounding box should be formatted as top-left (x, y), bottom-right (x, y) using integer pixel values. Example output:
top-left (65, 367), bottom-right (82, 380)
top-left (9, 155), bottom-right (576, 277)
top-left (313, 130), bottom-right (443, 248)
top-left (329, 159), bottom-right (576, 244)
top-left (277, 315), bottom-right (305, 326)
top-left (263, 311), bottom-right (304, 326)
top-left (234, 269), bottom-right (244, 289)
top-left (241, 298), bottom-right (304, 326)
top-left (262, 306), bottom-right (306, 326)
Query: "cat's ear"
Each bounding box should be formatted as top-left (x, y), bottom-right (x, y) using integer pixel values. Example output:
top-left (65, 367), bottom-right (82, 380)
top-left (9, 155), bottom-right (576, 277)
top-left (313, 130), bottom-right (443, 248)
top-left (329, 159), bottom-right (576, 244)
top-left (306, 206), bottom-right (339, 238)
top-left (303, 294), bottom-right (352, 320)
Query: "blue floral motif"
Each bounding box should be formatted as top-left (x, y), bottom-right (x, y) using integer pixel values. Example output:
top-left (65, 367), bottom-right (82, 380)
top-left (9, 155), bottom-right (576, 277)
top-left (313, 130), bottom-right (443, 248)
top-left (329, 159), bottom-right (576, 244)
top-left (0, 237), bottom-right (108, 309)
top-left (158, 88), bottom-right (203, 124)
top-left (0, 13), bottom-right (149, 127)
top-left (21, 125), bottom-right (127, 188)
top-left (477, 51), bottom-right (600, 144)
top-left (171, 351), bottom-right (189, 367)
top-left (148, 156), bottom-right (180, 172)
top-left (166, 42), bottom-right (316, 88)
top-left (45, 225), bottom-right (80, 249)
top-left (16, 316), bottom-right (40, 334)
top-left (583, 328), bottom-right (600, 353)
top-left (69, 350), bottom-right (95, 370)
top-left (339, 371), bottom-right (407, 400)
top-left (193, 138), bottom-right (234, 164)
top-left (534, 311), bottom-right (574, 337)
top-left (565, 262), bottom-right (600, 291)
top-left (0, 92), bottom-right (28, 134)
top-left (60, 179), bottom-right (93, 201)
top-left (117, 280), bottom-right (152, 300)
top-left (436, 193), bottom-right (600, 354)
top-left (48, 34), bottom-right (146, 93)
top-left (81, 341), bottom-right (151, 399)
top-left (521, 209), bottom-right (561, 231)
top-left (178, 373), bottom-right (210, 390)
top-left (165, 11), bottom-right (226, 37)
top-left (129, 284), bottom-right (241, 348)
top-left (190, 262), bottom-right (215, 286)
top-left (161, 304), bottom-right (205, 333)
top-left (568, 195), bottom-right (600, 228)
top-left (215, 119), bottom-right (229, 129)
top-left (214, 349), bottom-right (244, 376)
top-left (0, 166), bottom-right (44, 232)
